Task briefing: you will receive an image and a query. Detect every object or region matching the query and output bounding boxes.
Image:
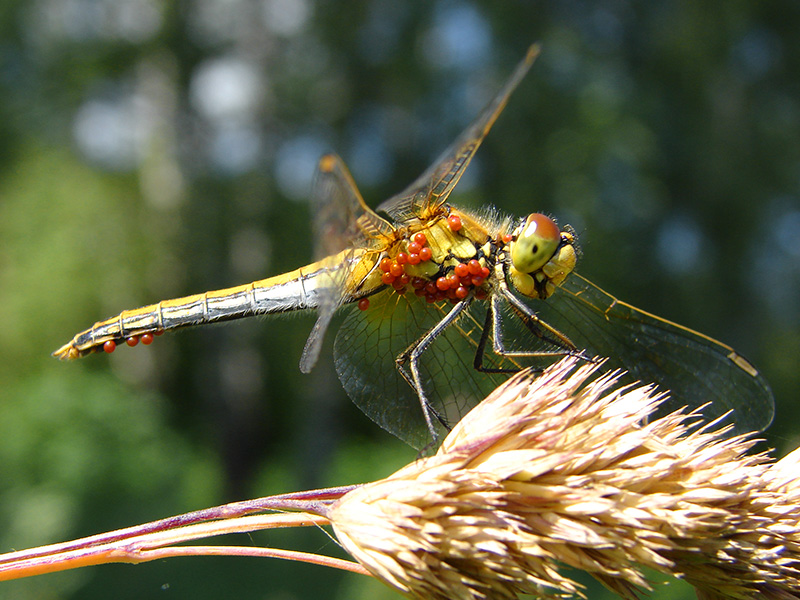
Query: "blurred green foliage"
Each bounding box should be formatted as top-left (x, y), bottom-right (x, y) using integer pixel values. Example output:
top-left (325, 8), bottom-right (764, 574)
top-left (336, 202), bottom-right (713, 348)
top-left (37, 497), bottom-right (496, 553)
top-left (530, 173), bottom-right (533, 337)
top-left (1, 1), bottom-right (798, 599)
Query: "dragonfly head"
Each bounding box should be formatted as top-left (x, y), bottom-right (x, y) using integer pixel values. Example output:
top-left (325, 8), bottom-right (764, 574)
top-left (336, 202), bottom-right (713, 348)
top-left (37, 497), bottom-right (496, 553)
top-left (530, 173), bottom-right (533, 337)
top-left (510, 213), bottom-right (561, 273)
top-left (508, 213), bottom-right (577, 299)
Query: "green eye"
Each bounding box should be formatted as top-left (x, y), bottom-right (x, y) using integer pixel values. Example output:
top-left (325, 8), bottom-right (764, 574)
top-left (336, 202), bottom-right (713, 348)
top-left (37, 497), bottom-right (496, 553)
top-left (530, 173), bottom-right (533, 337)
top-left (510, 213), bottom-right (561, 273)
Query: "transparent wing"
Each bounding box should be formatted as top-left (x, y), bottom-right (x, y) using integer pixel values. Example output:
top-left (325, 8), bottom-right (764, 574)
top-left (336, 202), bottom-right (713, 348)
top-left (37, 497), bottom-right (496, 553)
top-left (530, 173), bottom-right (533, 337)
top-left (300, 154), bottom-right (394, 373)
top-left (333, 288), bottom-right (564, 449)
top-left (377, 44), bottom-right (541, 223)
top-left (311, 153), bottom-right (394, 258)
top-left (532, 273), bottom-right (775, 435)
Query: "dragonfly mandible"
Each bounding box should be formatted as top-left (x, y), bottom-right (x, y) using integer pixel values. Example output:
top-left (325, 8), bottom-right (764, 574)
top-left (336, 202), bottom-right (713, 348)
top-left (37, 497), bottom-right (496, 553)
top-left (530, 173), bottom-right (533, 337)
top-left (54, 45), bottom-right (774, 450)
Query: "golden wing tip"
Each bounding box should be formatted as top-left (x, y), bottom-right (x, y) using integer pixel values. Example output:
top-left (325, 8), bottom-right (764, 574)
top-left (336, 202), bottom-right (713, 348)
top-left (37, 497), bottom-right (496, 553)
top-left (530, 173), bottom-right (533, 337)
top-left (526, 43), bottom-right (542, 63)
top-left (318, 154), bottom-right (338, 173)
top-left (727, 351), bottom-right (760, 378)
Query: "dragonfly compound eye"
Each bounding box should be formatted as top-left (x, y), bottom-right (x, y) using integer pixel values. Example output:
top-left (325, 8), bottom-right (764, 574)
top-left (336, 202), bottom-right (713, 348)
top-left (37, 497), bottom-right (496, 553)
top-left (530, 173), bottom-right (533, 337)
top-left (510, 213), bottom-right (561, 274)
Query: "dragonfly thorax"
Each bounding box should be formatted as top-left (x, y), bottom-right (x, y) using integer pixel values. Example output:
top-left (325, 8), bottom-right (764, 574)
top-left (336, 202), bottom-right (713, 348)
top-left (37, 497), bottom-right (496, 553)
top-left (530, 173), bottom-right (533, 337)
top-left (365, 210), bottom-right (499, 306)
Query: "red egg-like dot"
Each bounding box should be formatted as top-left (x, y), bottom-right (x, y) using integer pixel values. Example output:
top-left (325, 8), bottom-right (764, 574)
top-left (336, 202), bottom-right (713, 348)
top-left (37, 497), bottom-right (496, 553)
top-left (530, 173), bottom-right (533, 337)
top-left (446, 274), bottom-right (460, 288)
top-left (379, 257), bottom-right (393, 272)
top-left (468, 259), bottom-right (482, 275)
top-left (502, 233), bottom-right (513, 243)
top-left (447, 214), bottom-right (462, 231)
top-left (154, 329), bottom-right (165, 336)
top-left (411, 277), bottom-right (427, 290)
top-left (407, 241), bottom-right (421, 255)
top-left (390, 262), bottom-right (404, 277)
top-left (141, 333), bottom-right (154, 345)
top-left (381, 272), bottom-right (396, 285)
top-left (424, 282), bottom-right (437, 296)
top-left (103, 340), bottom-right (116, 354)
top-left (471, 276), bottom-right (485, 287)
top-left (419, 247), bottom-right (432, 261)
top-left (126, 336), bottom-right (140, 347)
top-left (480, 266), bottom-right (490, 279)
top-left (413, 232), bottom-right (427, 246)
top-left (454, 263), bottom-right (469, 278)
top-left (395, 252), bottom-right (408, 265)
top-left (407, 253), bottom-right (421, 265)
top-left (392, 278), bottom-right (406, 290)
top-left (455, 285), bottom-right (469, 299)
top-left (358, 298), bottom-right (370, 311)
top-left (435, 277), bottom-right (449, 291)
top-left (414, 288), bottom-right (426, 297)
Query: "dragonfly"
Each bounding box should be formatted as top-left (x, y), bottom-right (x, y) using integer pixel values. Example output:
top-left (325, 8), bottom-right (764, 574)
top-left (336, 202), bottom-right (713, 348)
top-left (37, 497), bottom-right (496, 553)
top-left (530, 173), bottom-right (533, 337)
top-left (54, 45), bottom-right (774, 450)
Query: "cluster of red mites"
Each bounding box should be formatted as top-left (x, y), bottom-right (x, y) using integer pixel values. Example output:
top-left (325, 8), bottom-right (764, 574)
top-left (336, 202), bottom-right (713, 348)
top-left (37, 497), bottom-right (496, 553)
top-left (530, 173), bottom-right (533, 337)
top-left (357, 213), bottom-right (490, 310)
top-left (102, 329), bottom-right (164, 354)
top-left (416, 257), bottom-right (491, 304)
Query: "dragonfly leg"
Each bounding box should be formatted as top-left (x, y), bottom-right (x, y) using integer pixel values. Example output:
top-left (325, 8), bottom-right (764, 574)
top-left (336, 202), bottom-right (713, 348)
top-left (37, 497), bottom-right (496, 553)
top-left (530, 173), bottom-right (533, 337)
top-left (474, 285), bottom-right (593, 373)
top-left (395, 299), bottom-right (473, 442)
top-left (473, 300), bottom-right (519, 374)
top-left (500, 288), bottom-right (582, 353)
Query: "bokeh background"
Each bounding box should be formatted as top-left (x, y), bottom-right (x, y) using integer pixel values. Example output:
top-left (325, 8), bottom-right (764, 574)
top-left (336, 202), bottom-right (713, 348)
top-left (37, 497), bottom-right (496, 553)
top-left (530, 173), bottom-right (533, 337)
top-left (1, 1), bottom-right (799, 599)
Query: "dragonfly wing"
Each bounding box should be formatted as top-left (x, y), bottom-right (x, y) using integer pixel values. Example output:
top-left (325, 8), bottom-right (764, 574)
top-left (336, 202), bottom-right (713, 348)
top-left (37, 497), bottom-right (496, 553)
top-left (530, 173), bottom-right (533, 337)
top-left (334, 290), bottom-right (519, 449)
top-left (298, 251), bottom-right (353, 373)
top-left (299, 292), bottom-right (338, 373)
top-left (300, 155), bottom-right (394, 373)
top-left (533, 273), bottom-right (775, 435)
top-left (311, 153), bottom-right (394, 258)
top-left (377, 44), bottom-right (541, 223)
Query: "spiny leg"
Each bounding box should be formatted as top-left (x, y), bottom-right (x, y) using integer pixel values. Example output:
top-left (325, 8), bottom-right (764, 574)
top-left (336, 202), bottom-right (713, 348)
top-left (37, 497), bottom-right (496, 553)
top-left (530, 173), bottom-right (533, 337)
top-left (473, 302), bottom-right (517, 374)
top-left (474, 288), bottom-right (593, 373)
top-left (395, 298), bottom-right (473, 443)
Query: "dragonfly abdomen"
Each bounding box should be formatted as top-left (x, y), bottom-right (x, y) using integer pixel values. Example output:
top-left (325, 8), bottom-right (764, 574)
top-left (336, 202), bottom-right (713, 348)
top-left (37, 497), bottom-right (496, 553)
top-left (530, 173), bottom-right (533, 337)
top-left (53, 253), bottom-right (351, 360)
